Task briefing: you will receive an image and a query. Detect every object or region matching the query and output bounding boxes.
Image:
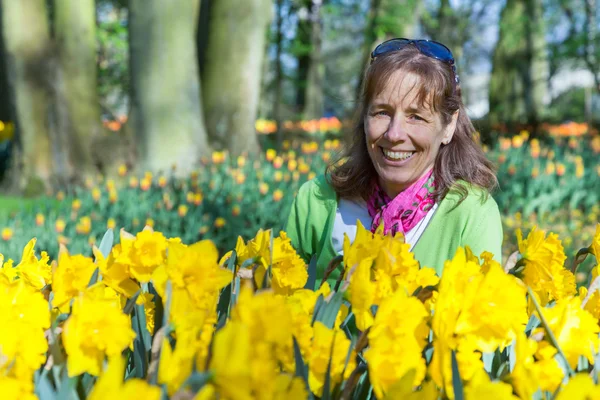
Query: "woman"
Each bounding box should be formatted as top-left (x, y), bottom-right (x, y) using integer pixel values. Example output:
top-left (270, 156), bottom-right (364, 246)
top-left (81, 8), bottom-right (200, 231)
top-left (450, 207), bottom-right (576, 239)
top-left (286, 38), bottom-right (502, 282)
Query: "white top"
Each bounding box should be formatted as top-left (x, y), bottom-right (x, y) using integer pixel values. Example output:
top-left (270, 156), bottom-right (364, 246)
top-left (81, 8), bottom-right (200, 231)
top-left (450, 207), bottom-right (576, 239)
top-left (331, 198), bottom-right (439, 255)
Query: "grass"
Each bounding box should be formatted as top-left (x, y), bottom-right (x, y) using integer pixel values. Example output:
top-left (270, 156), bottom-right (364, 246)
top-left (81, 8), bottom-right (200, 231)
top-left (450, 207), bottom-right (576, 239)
top-left (0, 195), bottom-right (37, 217)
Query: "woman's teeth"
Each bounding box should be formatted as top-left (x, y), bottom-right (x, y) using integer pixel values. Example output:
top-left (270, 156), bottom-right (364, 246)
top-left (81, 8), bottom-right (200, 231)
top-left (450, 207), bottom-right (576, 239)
top-left (382, 149), bottom-right (414, 161)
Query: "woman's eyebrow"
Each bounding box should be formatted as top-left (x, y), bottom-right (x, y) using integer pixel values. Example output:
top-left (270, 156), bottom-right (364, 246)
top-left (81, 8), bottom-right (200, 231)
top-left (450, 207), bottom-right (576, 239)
top-left (406, 105), bottom-right (432, 116)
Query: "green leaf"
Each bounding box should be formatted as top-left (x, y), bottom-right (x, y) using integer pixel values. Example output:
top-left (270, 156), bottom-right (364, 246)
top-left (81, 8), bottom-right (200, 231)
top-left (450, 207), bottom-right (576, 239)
top-left (56, 374), bottom-right (79, 400)
top-left (123, 289), bottom-right (142, 315)
top-left (183, 371), bottom-right (213, 392)
top-left (316, 291), bottom-right (344, 329)
top-left (527, 286), bottom-right (575, 377)
top-left (451, 350), bottom-right (464, 400)
top-left (304, 254), bottom-right (317, 290)
top-left (162, 280), bottom-right (173, 328)
top-left (231, 276), bottom-right (241, 307)
top-left (131, 305), bottom-right (150, 378)
top-left (352, 371), bottom-right (372, 400)
top-left (87, 268), bottom-right (100, 287)
top-left (293, 337), bottom-right (309, 386)
top-left (321, 338), bottom-right (336, 400)
top-left (226, 250), bottom-right (237, 272)
top-left (98, 229), bottom-right (114, 258)
top-left (311, 294), bottom-right (325, 326)
top-left (217, 284), bottom-right (232, 320)
top-left (35, 372), bottom-right (57, 400)
top-left (525, 314), bottom-right (540, 336)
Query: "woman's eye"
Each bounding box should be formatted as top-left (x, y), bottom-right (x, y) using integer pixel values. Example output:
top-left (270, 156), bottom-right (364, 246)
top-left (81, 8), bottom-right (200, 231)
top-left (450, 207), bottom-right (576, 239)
top-left (409, 114), bottom-right (425, 121)
top-left (374, 110), bottom-right (389, 117)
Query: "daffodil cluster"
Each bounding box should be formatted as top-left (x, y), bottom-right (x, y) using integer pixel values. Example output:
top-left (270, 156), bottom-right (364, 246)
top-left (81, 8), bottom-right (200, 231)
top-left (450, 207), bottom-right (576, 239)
top-left (1, 223), bottom-right (600, 399)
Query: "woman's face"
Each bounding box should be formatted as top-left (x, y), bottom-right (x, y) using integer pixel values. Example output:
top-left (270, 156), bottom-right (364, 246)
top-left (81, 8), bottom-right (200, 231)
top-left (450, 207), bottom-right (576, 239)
top-left (364, 71), bottom-right (458, 198)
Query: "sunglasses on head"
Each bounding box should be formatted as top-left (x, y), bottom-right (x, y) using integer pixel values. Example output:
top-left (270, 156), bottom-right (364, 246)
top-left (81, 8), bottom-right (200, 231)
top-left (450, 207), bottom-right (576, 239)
top-left (370, 38), bottom-right (460, 86)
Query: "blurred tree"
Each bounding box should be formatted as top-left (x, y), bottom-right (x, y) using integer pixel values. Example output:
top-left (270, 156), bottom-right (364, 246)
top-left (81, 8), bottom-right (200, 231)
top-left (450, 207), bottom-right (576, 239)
top-left (356, 0), bottom-right (421, 96)
top-left (303, 0), bottom-right (326, 120)
top-left (293, 0), bottom-right (327, 120)
top-left (0, 7), bottom-right (10, 123)
top-left (0, 0), bottom-right (54, 193)
top-left (129, 0), bottom-right (209, 174)
top-left (202, 0), bottom-right (273, 156)
top-left (53, 0), bottom-right (100, 178)
top-left (273, 0), bottom-right (286, 144)
top-left (96, 2), bottom-right (129, 118)
top-left (488, 0), bottom-right (549, 133)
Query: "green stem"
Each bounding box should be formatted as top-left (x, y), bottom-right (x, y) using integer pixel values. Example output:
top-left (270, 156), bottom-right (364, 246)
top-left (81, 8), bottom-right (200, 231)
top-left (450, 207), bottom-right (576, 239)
top-left (527, 286), bottom-right (575, 377)
top-left (571, 247), bottom-right (591, 274)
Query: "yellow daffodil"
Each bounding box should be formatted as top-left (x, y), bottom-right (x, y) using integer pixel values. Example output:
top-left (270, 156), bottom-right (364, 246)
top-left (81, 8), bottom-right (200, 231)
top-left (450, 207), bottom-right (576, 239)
top-left (536, 296), bottom-right (600, 367)
top-left (454, 263), bottom-right (527, 352)
top-left (52, 246), bottom-right (97, 312)
top-left (0, 279), bottom-right (50, 385)
top-left (511, 333), bottom-right (564, 398)
top-left (89, 356), bottom-right (160, 400)
top-left (349, 259), bottom-right (376, 331)
top-left (62, 286), bottom-right (136, 376)
top-left (365, 290), bottom-right (429, 398)
top-left (0, 376), bottom-right (38, 400)
top-left (271, 231), bottom-right (308, 295)
top-left (208, 321), bottom-right (253, 400)
top-left (590, 224), bottom-right (600, 265)
top-left (158, 336), bottom-right (196, 395)
top-left (464, 370), bottom-right (519, 399)
top-left (308, 322), bottom-right (355, 397)
top-left (517, 227), bottom-right (575, 304)
top-left (93, 246), bottom-right (139, 298)
top-left (555, 374), bottom-right (600, 400)
top-left (15, 238), bottom-right (52, 290)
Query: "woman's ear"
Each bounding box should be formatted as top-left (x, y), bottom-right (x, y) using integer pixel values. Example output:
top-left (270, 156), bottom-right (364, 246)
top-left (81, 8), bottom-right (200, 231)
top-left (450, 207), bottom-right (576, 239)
top-left (442, 109), bottom-right (459, 144)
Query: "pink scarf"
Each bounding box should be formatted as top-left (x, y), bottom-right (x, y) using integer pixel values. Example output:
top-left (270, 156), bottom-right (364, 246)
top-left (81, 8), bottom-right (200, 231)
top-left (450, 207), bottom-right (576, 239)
top-left (367, 170), bottom-right (436, 236)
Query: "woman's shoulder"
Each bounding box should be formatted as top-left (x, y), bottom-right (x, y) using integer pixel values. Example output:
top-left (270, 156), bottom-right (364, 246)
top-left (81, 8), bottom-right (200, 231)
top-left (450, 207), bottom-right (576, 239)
top-left (441, 180), bottom-right (499, 216)
top-left (296, 174), bottom-right (337, 202)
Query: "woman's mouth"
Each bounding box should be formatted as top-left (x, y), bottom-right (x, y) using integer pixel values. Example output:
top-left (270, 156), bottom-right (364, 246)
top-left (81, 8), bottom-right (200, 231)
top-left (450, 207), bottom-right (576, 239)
top-left (381, 147), bottom-right (415, 162)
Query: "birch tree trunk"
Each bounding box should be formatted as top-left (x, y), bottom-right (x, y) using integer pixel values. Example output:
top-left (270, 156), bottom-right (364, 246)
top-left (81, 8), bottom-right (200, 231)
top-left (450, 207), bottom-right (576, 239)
top-left (202, 0), bottom-right (273, 156)
top-left (0, 0), bottom-right (54, 193)
top-left (129, 0), bottom-right (209, 174)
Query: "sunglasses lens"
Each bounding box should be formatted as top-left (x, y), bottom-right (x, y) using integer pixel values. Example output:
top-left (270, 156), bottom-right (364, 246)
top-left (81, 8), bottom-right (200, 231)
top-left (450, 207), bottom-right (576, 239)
top-left (372, 39), bottom-right (410, 58)
top-left (416, 41), bottom-right (454, 62)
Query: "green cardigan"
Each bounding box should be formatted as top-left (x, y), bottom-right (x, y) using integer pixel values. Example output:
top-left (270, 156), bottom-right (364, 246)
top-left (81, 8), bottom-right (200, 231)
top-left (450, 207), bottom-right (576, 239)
top-left (285, 175), bottom-right (503, 282)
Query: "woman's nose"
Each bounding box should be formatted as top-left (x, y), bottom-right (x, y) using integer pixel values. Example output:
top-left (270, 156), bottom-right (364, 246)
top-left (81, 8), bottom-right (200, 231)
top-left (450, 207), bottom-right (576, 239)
top-left (384, 118), bottom-right (408, 142)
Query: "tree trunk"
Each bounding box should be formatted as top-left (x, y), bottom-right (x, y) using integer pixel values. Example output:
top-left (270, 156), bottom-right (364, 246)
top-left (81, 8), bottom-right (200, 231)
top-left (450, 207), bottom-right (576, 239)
top-left (0, 6), bottom-right (11, 122)
top-left (53, 0), bottom-right (99, 179)
top-left (129, 0), bottom-right (209, 174)
top-left (489, 0), bottom-right (548, 133)
top-left (303, 0), bottom-right (325, 120)
top-left (295, 0), bottom-right (312, 114)
top-left (584, 0), bottom-right (600, 91)
top-left (356, 0), bottom-right (420, 97)
top-left (0, 0), bottom-right (54, 193)
top-left (202, 0), bottom-right (273, 156)
top-left (274, 0), bottom-right (285, 145)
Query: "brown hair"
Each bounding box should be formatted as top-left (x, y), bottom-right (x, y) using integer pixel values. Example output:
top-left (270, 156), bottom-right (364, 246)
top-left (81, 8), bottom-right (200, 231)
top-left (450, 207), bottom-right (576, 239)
top-left (327, 45), bottom-right (497, 204)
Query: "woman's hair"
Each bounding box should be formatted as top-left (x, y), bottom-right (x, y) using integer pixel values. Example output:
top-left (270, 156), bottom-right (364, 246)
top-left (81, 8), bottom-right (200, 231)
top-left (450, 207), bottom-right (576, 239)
top-left (327, 45), bottom-right (497, 204)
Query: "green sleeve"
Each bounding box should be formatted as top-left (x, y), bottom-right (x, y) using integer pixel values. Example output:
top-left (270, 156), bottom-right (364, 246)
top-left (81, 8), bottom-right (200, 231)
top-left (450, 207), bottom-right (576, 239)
top-left (285, 181), bottom-right (313, 264)
top-left (461, 195), bottom-right (504, 264)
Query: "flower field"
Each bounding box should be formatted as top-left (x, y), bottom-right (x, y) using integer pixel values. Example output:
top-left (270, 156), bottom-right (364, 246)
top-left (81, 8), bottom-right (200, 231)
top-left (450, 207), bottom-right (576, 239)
top-left (1, 126), bottom-right (600, 398)
top-left (1, 212), bottom-right (600, 398)
top-left (0, 130), bottom-right (598, 265)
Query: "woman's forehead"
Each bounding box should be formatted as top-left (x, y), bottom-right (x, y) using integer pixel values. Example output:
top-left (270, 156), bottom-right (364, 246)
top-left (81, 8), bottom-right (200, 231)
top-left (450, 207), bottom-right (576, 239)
top-left (372, 71), bottom-right (435, 111)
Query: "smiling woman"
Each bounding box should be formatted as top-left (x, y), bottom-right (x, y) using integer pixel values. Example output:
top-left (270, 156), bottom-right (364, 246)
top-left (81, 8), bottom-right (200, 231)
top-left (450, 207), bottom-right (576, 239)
top-left (286, 39), bottom-right (502, 284)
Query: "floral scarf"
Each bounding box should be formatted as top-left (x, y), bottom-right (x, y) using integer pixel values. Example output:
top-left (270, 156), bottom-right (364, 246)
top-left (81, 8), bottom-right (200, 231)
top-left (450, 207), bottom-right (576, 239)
top-left (367, 170), bottom-right (436, 236)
